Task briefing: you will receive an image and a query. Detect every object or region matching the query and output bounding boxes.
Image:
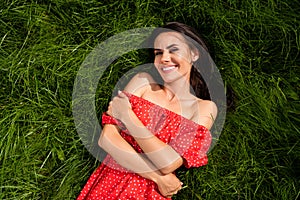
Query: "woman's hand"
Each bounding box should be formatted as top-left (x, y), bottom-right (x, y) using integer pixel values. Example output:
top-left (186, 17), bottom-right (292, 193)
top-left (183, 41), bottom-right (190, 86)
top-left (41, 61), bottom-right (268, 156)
top-left (155, 173), bottom-right (183, 198)
top-left (107, 91), bottom-right (132, 121)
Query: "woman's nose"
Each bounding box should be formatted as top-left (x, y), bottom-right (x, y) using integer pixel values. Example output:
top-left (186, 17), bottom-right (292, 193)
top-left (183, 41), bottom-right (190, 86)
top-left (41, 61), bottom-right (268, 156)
top-left (161, 51), bottom-right (170, 63)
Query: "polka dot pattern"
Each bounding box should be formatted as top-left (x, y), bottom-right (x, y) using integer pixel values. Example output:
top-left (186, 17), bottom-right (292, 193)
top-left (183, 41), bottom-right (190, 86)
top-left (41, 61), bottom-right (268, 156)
top-left (76, 92), bottom-right (212, 199)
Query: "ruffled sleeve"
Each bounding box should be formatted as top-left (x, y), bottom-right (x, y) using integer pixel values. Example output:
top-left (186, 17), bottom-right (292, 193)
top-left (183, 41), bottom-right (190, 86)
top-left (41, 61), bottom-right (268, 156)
top-left (170, 124), bottom-right (212, 168)
top-left (101, 112), bottom-right (125, 129)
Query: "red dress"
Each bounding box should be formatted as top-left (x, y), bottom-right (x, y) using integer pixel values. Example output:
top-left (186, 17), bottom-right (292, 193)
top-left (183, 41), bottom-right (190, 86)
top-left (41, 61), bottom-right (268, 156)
top-left (77, 92), bottom-right (212, 200)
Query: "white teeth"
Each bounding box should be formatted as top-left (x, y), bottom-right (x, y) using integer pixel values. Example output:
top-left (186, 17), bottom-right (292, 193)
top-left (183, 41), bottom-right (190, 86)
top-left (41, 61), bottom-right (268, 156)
top-left (162, 66), bottom-right (176, 71)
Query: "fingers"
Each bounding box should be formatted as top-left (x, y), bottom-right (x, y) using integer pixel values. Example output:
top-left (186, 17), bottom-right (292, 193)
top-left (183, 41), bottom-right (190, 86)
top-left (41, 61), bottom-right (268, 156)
top-left (173, 182), bottom-right (183, 192)
top-left (106, 101), bottom-right (113, 115)
top-left (165, 184), bottom-right (182, 198)
top-left (107, 98), bottom-right (119, 113)
top-left (117, 90), bottom-right (126, 98)
top-left (106, 107), bottom-right (111, 116)
top-left (106, 91), bottom-right (130, 118)
top-left (109, 92), bottom-right (127, 106)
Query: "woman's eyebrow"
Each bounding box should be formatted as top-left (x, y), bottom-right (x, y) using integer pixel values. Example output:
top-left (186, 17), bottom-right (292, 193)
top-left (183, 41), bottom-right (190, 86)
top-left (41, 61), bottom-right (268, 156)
top-left (166, 44), bottom-right (178, 49)
top-left (154, 44), bottom-right (179, 51)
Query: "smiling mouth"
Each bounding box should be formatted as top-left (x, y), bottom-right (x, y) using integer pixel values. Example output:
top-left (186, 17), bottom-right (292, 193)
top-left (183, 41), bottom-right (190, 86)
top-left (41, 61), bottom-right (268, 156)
top-left (161, 65), bottom-right (177, 72)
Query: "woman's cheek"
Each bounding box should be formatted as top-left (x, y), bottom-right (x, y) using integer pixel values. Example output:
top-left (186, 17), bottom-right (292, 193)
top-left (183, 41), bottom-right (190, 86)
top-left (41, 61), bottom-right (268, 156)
top-left (154, 60), bottom-right (160, 69)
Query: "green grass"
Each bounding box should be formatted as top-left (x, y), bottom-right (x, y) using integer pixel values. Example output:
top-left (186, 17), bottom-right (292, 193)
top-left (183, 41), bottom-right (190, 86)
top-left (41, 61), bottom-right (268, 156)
top-left (0, 0), bottom-right (299, 199)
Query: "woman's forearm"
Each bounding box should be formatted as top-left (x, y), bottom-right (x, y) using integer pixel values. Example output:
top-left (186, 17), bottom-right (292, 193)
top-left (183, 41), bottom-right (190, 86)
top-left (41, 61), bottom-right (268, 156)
top-left (98, 124), bottom-right (183, 197)
top-left (98, 124), bottom-right (164, 181)
top-left (121, 110), bottom-right (183, 174)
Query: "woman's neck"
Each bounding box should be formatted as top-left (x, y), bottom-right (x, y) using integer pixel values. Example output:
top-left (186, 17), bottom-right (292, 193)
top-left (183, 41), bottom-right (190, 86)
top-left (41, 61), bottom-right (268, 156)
top-left (163, 78), bottom-right (193, 102)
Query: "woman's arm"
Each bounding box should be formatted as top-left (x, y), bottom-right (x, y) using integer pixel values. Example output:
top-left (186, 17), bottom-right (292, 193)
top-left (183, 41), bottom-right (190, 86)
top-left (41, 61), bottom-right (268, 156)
top-left (106, 73), bottom-right (184, 174)
top-left (108, 93), bottom-right (217, 173)
top-left (121, 109), bottom-right (183, 174)
top-left (98, 124), bottom-right (156, 173)
top-left (98, 124), bottom-right (182, 197)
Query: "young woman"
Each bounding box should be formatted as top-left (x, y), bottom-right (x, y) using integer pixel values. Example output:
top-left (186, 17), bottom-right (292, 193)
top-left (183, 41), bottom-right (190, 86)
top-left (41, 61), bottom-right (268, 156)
top-left (77, 22), bottom-right (217, 200)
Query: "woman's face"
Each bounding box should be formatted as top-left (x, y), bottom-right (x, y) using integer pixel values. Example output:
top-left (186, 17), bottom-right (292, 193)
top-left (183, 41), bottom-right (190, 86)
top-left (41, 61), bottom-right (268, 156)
top-left (153, 31), bottom-right (198, 84)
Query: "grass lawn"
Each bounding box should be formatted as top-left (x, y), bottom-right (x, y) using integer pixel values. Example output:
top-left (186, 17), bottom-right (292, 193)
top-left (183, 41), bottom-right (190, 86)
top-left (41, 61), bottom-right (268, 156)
top-left (0, 0), bottom-right (299, 199)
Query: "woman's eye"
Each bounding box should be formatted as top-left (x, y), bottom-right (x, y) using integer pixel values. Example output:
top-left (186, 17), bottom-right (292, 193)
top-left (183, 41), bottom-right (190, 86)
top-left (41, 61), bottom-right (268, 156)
top-left (169, 48), bottom-right (178, 53)
top-left (154, 51), bottom-right (162, 56)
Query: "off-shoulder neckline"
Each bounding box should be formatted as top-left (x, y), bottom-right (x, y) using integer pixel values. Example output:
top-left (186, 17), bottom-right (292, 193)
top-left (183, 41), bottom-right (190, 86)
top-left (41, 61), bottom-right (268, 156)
top-left (123, 91), bottom-right (209, 131)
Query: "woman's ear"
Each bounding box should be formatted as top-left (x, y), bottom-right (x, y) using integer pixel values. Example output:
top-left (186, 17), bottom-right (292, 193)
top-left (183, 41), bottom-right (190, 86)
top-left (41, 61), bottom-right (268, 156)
top-left (191, 49), bottom-right (199, 62)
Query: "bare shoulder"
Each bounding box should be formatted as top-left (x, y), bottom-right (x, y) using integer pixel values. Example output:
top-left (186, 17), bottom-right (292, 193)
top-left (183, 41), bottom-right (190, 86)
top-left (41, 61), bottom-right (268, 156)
top-left (197, 99), bottom-right (218, 118)
top-left (193, 99), bottom-right (218, 130)
top-left (123, 72), bottom-right (158, 97)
